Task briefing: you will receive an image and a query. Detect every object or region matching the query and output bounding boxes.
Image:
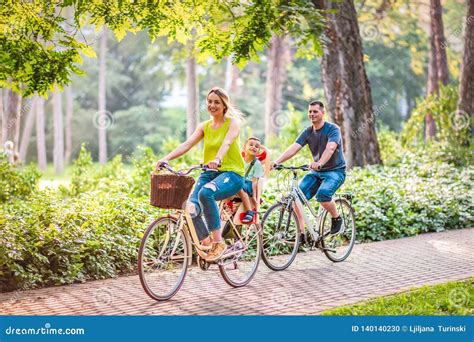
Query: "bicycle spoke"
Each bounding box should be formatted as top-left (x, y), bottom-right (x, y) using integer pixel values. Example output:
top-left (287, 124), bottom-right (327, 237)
top-left (138, 217), bottom-right (189, 301)
top-left (219, 222), bottom-right (261, 287)
top-left (261, 202), bottom-right (300, 271)
top-left (320, 198), bottom-right (356, 262)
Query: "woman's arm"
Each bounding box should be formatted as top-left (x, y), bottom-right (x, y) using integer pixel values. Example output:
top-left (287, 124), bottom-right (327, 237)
top-left (156, 123), bottom-right (204, 166)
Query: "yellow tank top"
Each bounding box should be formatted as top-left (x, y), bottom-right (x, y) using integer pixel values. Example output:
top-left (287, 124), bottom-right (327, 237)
top-left (203, 118), bottom-right (244, 176)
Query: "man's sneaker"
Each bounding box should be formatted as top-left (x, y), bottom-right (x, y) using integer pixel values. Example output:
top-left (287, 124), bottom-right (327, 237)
top-left (205, 241), bottom-right (227, 262)
top-left (329, 216), bottom-right (343, 235)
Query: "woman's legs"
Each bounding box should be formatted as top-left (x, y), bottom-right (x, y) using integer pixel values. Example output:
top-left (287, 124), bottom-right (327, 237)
top-left (188, 171), bottom-right (216, 243)
top-left (198, 171), bottom-right (244, 236)
top-left (198, 172), bottom-right (243, 260)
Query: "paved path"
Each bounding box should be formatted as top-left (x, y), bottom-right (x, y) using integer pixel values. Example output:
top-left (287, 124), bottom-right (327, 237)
top-left (1, 228), bottom-right (473, 315)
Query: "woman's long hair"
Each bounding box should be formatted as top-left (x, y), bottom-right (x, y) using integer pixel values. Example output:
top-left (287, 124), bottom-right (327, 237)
top-left (207, 87), bottom-right (244, 121)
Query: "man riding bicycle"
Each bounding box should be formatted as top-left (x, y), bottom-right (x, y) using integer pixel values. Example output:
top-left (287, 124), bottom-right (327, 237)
top-left (272, 100), bottom-right (346, 244)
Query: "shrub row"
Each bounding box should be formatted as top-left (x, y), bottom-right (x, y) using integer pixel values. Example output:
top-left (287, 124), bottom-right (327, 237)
top-left (1, 146), bottom-right (472, 291)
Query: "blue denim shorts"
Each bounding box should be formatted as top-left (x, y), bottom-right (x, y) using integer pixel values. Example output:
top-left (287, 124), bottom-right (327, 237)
top-left (242, 179), bottom-right (253, 196)
top-left (299, 169), bottom-right (346, 202)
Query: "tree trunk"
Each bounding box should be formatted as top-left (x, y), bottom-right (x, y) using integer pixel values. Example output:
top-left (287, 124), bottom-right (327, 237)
top-left (2, 89), bottom-right (22, 152)
top-left (431, 0), bottom-right (449, 86)
top-left (225, 56), bottom-right (240, 94)
top-left (98, 28), bottom-right (108, 164)
top-left (224, 56), bottom-right (233, 92)
top-left (36, 97), bottom-right (47, 171)
top-left (457, 0), bottom-right (474, 133)
top-left (53, 90), bottom-right (64, 174)
top-left (264, 34), bottom-right (290, 143)
top-left (19, 97), bottom-right (37, 162)
top-left (186, 56), bottom-right (199, 138)
top-left (314, 0), bottom-right (381, 167)
top-left (64, 85), bottom-right (73, 164)
top-left (425, 0), bottom-right (450, 140)
top-left (425, 26), bottom-right (438, 138)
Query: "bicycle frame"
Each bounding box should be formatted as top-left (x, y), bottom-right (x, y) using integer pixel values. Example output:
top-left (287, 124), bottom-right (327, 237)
top-left (167, 210), bottom-right (211, 265)
top-left (168, 200), bottom-right (250, 266)
top-left (286, 175), bottom-right (325, 242)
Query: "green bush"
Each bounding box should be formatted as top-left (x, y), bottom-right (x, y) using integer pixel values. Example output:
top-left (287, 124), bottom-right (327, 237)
top-left (261, 158), bottom-right (473, 243)
top-left (400, 85), bottom-right (473, 166)
top-left (0, 142), bottom-right (472, 292)
top-left (341, 160), bottom-right (473, 241)
top-left (0, 154), bottom-right (40, 203)
top-left (0, 190), bottom-right (157, 292)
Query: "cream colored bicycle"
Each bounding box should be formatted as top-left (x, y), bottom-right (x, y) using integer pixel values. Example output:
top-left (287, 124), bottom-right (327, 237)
top-left (138, 164), bottom-right (262, 301)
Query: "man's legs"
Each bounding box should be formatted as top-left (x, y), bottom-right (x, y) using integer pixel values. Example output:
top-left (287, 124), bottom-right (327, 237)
top-left (316, 170), bottom-right (346, 234)
top-left (320, 200), bottom-right (338, 217)
top-left (296, 172), bottom-right (321, 235)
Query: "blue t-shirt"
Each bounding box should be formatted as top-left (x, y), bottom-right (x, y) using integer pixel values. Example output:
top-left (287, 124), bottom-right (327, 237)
top-left (295, 122), bottom-right (346, 172)
top-left (244, 158), bottom-right (264, 181)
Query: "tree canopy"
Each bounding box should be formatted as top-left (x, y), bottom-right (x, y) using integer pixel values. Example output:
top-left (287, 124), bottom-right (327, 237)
top-left (0, 0), bottom-right (324, 97)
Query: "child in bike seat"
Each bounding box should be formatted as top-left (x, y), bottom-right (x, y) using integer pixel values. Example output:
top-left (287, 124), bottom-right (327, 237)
top-left (239, 137), bottom-right (265, 223)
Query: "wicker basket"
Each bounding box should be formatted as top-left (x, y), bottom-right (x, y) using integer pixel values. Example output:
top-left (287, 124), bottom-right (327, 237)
top-left (150, 173), bottom-right (195, 209)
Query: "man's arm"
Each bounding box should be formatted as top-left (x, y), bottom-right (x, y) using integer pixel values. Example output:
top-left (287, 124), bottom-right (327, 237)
top-left (319, 142), bottom-right (338, 165)
top-left (273, 143), bottom-right (303, 165)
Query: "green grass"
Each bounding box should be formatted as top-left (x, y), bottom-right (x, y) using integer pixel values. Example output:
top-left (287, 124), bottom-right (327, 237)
top-left (322, 278), bottom-right (473, 315)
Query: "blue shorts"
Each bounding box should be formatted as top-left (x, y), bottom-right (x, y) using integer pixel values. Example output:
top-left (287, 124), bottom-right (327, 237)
top-left (242, 179), bottom-right (253, 197)
top-left (299, 169), bottom-right (346, 202)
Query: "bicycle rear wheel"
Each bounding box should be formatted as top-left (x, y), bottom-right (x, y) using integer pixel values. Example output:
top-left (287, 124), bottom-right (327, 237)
top-left (320, 198), bottom-right (356, 262)
top-left (138, 216), bottom-right (190, 301)
top-left (260, 202), bottom-right (300, 271)
top-left (219, 221), bottom-right (262, 287)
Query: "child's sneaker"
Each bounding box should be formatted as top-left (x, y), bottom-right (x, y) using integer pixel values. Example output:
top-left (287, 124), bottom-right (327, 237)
top-left (241, 210), bottom-right (255, 224)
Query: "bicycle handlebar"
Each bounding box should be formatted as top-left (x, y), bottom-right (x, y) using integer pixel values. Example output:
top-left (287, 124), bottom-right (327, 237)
top-left (273, 164), bottom-right (310, 171)
top-left (159, 163), bottom-right (215, 176)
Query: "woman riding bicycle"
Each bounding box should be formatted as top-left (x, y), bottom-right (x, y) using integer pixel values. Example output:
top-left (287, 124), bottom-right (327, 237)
top-left (155, 87), bottom-right (245, 262)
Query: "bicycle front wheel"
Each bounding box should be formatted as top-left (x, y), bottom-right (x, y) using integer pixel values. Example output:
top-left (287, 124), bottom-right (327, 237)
top-left (138, 216), bottom-right (190, 301)
top-left (219, 221), bottom-right (262, 287)
top-left (320, 198), bottom-right (356, 262)
top-left (260, 202), bottom-right (300, 271)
